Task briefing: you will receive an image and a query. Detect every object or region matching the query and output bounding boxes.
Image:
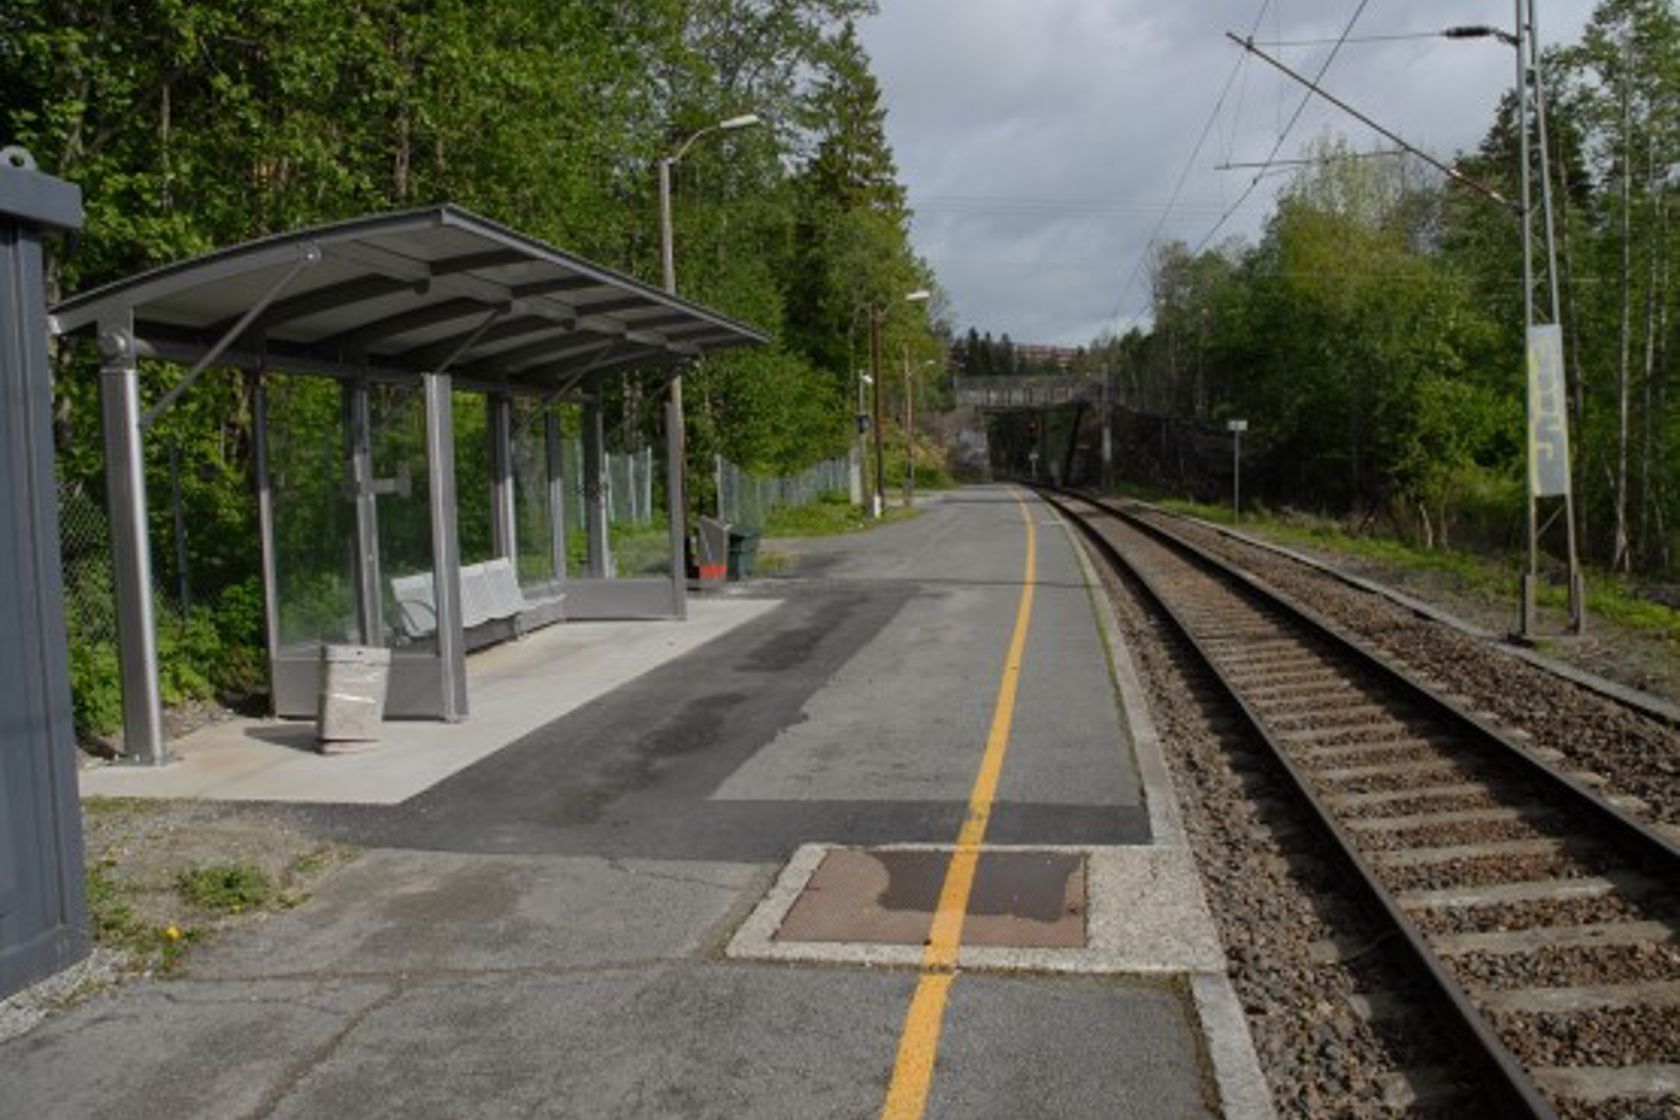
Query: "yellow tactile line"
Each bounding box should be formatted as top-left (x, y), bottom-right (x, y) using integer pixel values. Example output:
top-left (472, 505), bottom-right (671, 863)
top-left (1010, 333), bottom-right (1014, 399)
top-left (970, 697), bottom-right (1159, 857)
top-left (880, 489), bottom-right (1038, 1120)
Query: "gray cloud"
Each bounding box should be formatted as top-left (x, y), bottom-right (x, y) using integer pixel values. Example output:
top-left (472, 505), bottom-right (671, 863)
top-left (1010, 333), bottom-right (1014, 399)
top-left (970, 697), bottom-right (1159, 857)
top-left (861, 0), bottom-right (1597, 345)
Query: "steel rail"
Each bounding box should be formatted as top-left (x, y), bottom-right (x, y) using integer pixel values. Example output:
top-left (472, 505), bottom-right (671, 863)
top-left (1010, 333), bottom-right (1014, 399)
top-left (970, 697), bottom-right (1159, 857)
top-left (1089, 492), bottom-right (1680, 875)
top-left (1039, 487), bottom-right (1598, 1120)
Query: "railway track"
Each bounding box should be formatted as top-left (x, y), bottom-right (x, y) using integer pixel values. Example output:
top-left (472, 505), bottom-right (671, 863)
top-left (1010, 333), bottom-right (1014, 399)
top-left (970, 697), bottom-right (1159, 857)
top-left (1042, 488), bottom-right (1680, 1120)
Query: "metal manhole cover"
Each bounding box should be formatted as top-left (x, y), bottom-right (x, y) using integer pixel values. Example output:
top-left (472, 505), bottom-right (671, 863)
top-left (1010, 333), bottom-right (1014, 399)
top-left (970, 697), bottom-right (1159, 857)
top-left (774, 849), bottom-right (1086, 948)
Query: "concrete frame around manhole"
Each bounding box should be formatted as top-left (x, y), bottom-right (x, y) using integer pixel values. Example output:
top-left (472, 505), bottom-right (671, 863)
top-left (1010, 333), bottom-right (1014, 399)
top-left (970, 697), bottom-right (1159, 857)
top-left (774, 847), bottom-right (1088, 949)
top-left (727, 842), bottom-right (1225, 975)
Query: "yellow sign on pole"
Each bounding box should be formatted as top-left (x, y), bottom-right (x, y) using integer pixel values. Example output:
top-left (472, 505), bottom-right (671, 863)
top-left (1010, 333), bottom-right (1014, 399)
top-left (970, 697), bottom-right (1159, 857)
top-left (1526, 325), bottom-right (1571, 498)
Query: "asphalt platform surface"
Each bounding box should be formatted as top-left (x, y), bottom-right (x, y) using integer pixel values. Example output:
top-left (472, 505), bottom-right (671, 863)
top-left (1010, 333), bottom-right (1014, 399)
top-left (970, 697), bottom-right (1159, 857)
top-left (2, 485), bottom-right (1218, 1119)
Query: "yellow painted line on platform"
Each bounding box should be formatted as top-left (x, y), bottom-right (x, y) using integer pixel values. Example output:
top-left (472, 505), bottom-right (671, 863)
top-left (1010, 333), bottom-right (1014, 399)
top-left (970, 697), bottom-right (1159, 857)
top-left (881, 489), bottom-right (1038, 1120)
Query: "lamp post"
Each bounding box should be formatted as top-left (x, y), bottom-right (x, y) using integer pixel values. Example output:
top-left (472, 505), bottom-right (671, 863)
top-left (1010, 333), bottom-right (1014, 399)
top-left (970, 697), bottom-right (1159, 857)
top-left (1233, 11), bottom-right (1584, 638)
top-left (868, 289), bottom-right (930, 518)
top-left (1449, 9), bottom-right (1582, 636)
top-left (657, 112), bottom-right (762, 563)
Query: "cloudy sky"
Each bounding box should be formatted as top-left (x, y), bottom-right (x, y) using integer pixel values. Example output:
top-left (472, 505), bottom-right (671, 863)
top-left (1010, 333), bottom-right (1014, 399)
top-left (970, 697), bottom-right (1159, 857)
top-left (859, 0), bottom-right (1599, 346)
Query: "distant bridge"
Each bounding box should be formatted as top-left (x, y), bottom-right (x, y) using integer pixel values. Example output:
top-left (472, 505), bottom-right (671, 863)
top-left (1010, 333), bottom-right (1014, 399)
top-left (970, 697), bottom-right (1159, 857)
top-left (953, 375), bottom-right (1103, 410)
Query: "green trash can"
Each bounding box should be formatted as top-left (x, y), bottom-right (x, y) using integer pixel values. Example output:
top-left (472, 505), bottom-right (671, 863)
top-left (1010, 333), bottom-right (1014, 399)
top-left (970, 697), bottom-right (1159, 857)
top-left (726, 527), bottom-right (762, 580)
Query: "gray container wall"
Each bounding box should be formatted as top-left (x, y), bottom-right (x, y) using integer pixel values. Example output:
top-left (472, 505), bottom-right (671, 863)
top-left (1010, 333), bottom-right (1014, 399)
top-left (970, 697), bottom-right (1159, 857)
top-left (0, 149), bottom-right (89, 998)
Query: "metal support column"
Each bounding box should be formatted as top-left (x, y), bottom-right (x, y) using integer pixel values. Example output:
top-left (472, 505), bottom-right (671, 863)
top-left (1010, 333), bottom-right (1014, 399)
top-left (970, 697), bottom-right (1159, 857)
top-left (423, 372), bottom-right (467, 721)
top-left (545, 407), bottom-right (567, 581)
top-left (582, 398), bottom-right (608, 578)
top-left (251, 367), bottom-right (282, 714)
top-left (489, 392), bottom-right (516, 562)
top-left (97, 312), bottom-right (166, 763)
top-left (345, 378), bottom-right (381, 644)
top-left (666, 389), bottom-right (688, 618)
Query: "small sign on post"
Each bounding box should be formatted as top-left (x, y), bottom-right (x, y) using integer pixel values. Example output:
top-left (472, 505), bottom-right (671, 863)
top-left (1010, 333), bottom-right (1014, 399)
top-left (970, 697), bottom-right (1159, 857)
top-left (1227, 419), bottom-right (1247, 523)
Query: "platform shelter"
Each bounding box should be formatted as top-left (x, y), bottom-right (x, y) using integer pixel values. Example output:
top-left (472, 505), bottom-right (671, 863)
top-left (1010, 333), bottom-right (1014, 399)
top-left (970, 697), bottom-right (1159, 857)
top-left (51, 205), bottom-right (767, 764)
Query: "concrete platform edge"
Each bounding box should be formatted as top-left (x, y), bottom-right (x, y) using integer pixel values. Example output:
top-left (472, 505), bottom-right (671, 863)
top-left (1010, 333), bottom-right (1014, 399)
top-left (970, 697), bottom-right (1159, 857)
top-left (1055, 505), bottom-right (1278, 1120)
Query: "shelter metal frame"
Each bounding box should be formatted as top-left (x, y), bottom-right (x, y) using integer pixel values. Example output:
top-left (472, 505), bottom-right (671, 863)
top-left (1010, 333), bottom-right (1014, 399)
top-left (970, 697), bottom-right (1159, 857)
top-left (51, 205), bottom-right (767, 764)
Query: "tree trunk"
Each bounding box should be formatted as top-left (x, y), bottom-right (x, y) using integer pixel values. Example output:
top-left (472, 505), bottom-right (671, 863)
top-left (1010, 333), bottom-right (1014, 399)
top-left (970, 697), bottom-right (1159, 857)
top-left (1555, 110), bottom-right (1589, 546)
top-left (1613, 33), bottom-right (1634, 572)
top-left (1638, 156), bottom-right (1659, 568)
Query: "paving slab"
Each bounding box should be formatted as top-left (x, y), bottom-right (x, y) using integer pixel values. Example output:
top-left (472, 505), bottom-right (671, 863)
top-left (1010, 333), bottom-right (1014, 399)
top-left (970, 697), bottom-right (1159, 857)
top-left (929, 973), bottom-right (1217, 1119)
top-left (0, 977), bottom-right (392, 1120)
top-left (78, 598), bottom-right (779, 804)
top-left (188, 849), bottom-right (762, 981)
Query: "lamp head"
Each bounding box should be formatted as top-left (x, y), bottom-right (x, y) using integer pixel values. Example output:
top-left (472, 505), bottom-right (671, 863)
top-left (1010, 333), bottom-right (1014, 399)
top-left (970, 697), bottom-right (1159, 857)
top-left (720, 113), bottom-right (763, 132)
top-left (904, 289), bottom-right (931, 303)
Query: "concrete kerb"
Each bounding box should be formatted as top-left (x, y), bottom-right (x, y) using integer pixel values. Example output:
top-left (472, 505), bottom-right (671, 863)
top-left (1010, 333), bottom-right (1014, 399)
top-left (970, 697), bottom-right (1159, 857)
top-left (1051, 502), bottom-right (1278, 1120)
top-left (725, 841), bottom-right (1224, 975)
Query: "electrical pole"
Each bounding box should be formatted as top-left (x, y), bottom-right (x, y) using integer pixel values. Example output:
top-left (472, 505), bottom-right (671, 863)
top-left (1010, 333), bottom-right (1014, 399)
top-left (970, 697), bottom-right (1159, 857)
top-left (1229, 15), bottom-right (1584, 639)
top-left (1513, 0), bottom-right (1584, 637)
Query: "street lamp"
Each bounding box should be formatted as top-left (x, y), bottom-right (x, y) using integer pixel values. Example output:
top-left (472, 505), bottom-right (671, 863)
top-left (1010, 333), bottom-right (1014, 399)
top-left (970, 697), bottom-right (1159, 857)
top-left (659, 113), bottom-right (762, 294)
top-left (655, 112), bottom-right (762, 572)
top-left (869, 289), bottom-right (930, 518)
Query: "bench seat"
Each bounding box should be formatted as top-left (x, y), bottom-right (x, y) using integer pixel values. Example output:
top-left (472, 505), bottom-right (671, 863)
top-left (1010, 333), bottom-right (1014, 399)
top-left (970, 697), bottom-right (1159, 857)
top-left (392, 560), bottom-right (566, 649)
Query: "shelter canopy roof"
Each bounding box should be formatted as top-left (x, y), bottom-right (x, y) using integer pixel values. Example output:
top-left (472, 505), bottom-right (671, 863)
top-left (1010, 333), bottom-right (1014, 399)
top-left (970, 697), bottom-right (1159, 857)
top-left (51, 204), bottom-right (768, 391)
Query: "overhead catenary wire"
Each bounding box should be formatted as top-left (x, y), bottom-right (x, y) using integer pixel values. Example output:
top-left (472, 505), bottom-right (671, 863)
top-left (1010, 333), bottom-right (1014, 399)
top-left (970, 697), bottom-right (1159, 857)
top-left (1228, 34), bottom-right (1517, 211)
top-left (1104, 0), bottom-right (1276, 333)
top-left (1189, 0), bottom-right (1373, 258)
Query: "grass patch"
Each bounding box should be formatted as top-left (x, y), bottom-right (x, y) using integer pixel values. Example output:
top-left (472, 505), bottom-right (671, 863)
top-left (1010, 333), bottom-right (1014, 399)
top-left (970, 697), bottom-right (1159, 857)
top-left (176, 864), bottom-right (273, 914)
top-left (78, 799), bottom-right (354, 981)
top-left (762, 493), bottom-right (919, 538)
top-left (753, 550), bottom-right (793, 576)
top-left (84, 860), bottom-right (198, 973)
top-left (1154, 497), bottom-right (1680, 643)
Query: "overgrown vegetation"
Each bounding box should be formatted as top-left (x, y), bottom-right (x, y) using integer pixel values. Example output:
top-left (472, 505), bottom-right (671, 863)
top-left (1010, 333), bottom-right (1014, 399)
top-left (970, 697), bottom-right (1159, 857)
top-left (762, 491), bottom-right (918, 537)
top-left (1159, 496), bottom-right (1680, 642)
top-left (80, 797), bottom-right (351, 978)
top-left (3, 1), bottom-right (948, 733)
top-left (966, 1), bottom-right (1680, 583)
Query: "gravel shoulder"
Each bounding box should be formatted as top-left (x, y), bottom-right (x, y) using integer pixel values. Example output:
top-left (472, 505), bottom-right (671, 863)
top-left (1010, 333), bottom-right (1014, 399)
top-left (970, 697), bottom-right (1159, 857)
top-left (0, 798), bottom-right (356, 1044)
top-left (1195, 516), bottom-right (1680, 709)
top-left (1142, 510), bottom-right (1680, 828)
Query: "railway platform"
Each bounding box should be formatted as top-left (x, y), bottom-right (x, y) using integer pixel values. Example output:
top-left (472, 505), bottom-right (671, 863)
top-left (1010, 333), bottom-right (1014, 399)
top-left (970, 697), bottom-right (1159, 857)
top-left (1, 485), bottom-right (1269, 1119)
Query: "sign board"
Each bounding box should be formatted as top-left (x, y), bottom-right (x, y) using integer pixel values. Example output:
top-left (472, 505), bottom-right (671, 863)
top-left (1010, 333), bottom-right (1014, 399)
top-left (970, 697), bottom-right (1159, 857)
top-left (1226, 419), bottom-right (1248, 433)
top-left (1526, 325), bottom-right (1571, 498)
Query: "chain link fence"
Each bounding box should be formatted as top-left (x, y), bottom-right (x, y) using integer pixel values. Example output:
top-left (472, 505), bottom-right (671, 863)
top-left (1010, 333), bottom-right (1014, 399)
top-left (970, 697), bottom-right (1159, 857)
top-left (716, 456), bottom-right (851, 529)
top-left (58, 475), bottom-right (119, 649)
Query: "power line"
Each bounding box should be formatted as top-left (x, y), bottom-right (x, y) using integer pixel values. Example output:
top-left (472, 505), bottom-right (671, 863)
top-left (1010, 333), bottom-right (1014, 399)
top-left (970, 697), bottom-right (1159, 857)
top-left (1250, 30), bottom-right (1452, 47)
top-left (1229, 35), bottom-right (1516, 210)
top-left (1189, 0), bottom-right (1373, 258)
top-left (1106, 0), bottom-right (1276, 332)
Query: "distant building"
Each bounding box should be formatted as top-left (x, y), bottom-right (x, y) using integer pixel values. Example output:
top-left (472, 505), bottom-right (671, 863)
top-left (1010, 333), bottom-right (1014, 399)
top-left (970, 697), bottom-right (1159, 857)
top-left (1012, 343), bottom-right (1082, 370)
